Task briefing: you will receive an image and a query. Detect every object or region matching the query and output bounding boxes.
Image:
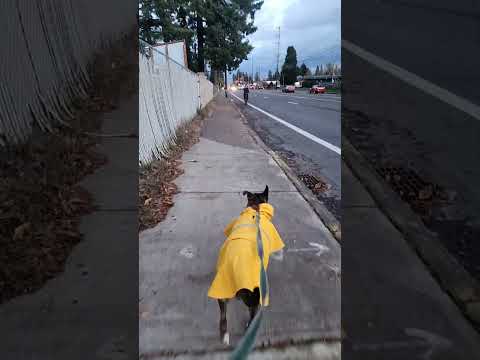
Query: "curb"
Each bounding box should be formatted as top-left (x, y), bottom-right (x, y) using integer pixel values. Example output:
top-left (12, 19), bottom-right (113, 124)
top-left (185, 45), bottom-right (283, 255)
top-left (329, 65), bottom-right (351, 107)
top-left (229, 98), bottom-right (341, 242)
top-left (342, 135), bottom-right (480, 328)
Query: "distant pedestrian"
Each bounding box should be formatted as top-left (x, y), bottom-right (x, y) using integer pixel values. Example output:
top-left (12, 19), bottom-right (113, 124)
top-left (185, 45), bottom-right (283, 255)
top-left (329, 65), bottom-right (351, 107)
top-left (243, 86), bottom-right (249, 105)
top-left (225, 85), bottom-right (228, 98)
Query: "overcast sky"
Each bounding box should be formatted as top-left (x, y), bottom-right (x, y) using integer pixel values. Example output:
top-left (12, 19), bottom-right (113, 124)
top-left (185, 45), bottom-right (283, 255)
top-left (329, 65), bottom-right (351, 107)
top-left (233, 0), bottom-right (340, 79)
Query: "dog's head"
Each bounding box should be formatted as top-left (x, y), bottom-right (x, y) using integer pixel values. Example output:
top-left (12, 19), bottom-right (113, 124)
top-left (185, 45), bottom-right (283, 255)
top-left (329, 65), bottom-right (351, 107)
top-left (243, 185), bottom-right (269, 209)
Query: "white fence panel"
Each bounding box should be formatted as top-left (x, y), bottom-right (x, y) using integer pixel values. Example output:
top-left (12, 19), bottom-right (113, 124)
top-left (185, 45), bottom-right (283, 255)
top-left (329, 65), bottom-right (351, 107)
top-left (139, 42), bottom-right (214, 165)
top-left (199, 73), bottom-right (214, 109)
top-left (0, 0), bottom-right (135, 146)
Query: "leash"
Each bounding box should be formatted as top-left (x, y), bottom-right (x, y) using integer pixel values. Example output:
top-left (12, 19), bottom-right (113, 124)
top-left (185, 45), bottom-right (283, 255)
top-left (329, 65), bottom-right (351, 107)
top-left (230, 210), bottom-right (269, 360)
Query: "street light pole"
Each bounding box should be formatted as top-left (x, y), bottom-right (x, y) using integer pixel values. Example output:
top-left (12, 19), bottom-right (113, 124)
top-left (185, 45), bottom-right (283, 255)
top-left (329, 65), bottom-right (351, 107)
top-left (276, 26), bottom-right (280, 87)
top-left (251, 56), bottom-right (254, 84)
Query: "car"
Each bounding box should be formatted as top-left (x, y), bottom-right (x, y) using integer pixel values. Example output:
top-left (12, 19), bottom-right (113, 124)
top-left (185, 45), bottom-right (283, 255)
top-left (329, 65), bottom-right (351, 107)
top-left (282, 85), bottom-right (295, 93)
top-left (309, 85), bottom-right (326, 94)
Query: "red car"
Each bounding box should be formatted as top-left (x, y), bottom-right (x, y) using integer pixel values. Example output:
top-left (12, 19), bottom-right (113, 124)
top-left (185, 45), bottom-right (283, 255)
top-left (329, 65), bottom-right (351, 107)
top-left (310, 85), bottom-right (326, 94)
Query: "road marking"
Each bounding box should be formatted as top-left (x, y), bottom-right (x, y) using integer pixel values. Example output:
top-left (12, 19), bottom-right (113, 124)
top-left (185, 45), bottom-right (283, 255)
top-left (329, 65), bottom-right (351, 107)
top-left (179, 245), bottom-right (195, 259)
top-left (271, 249), bottom-right (284, 261)
top-left (294, 95), bottom-right (340, 103)
top-left (231, 93), bottom-right (341, 154)
top-left (353, 328), bottom-right (451, 360)
top-left (264, 97), bottom-right (269, 99)
top-left (287, 242), bottom-right (330, 256)
top-left (257, 91), bottom-right (341, 103)
top-left (287, 101), bottom-right (299, 105)
top-left (342, 39), bottom-right (480, 121)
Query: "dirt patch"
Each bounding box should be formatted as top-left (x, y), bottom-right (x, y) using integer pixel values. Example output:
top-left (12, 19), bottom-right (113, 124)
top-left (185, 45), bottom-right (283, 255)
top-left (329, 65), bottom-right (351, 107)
top-left (0, 30), bottom-right (138, 304)
top-left (139, 109), bottom-right (209, 232)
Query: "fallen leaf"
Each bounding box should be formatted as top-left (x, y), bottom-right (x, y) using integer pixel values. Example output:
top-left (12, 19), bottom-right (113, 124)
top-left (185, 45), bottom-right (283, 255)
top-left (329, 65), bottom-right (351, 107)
top-left (13, 222), bottom-right (31, 241)
top-left (419, 185), bottom-right (433, 200)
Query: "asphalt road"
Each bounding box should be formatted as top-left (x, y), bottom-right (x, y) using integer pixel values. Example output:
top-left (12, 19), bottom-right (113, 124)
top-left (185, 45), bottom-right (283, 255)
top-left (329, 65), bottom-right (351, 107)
top-left (343, 0), bottom-right (480, 285)
top-left (230, 89), bottom-right (342, 219)
top-left (343, 0), bottom-right (480, 104)
top-left (342, 1), bottom-right (480, 358)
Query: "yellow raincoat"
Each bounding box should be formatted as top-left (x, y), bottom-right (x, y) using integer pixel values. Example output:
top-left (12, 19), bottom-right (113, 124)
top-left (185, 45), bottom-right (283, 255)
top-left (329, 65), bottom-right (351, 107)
top-left (207, 203), bottom-right (284, 306)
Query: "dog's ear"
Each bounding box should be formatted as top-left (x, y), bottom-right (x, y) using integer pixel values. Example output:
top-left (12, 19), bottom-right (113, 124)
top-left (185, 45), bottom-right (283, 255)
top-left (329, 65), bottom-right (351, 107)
top-left (243, 191), bottom-right (253, 198)
top-left (263, 185), bottom-right (269, 202)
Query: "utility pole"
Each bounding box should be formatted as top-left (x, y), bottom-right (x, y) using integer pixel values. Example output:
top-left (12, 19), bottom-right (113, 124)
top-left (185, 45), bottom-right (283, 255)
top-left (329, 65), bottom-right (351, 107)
top-left (276, 26), bottom-right (280, 88)
top-left (251, 55), bottom-right (254, 84)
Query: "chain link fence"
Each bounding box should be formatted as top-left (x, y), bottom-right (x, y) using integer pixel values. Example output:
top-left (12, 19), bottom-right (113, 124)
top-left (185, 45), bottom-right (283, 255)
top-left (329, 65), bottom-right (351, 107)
top-left (139, 40), bottom-right (214, 165)
top-left (0, 0), bottom-right (135, 147)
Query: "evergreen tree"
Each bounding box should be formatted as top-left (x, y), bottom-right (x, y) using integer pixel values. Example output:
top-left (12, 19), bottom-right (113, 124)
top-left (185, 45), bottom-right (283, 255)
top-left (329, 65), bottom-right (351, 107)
top-left (281, 46), bottom-right (298, 85)
top-left (274, 69), bottom-right (280, 81)
top-left (325, 63), bottom-right (335, 75)
top-left (139, 0), bottom-right (264, 77)
top-left (299, 63), bottom-right (309, 76)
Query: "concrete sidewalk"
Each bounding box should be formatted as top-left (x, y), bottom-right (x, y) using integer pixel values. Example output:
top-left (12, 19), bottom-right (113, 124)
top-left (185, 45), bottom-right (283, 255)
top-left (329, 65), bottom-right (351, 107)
top-left (139, 95), bottom-right (341, 358)
top-left (342, 161), bottom-right (480, 359)
top-left (1, 96), bottom-right (139, 359)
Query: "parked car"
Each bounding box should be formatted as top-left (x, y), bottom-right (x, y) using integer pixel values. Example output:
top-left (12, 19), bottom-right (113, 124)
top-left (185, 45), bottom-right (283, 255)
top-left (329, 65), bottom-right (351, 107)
top-left (282, 85), bottom-right (295, 93)
top-left (309, 85), bottom-right (326, 94)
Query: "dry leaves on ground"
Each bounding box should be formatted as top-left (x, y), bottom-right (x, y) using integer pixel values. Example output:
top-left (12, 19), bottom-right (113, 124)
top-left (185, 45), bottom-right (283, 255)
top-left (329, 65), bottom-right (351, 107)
top-left (139, 115), bottom-right (206, 232)
top-left (0, 31), bottom-right (137, 304)
top-left (0, 131), bottom-right (104, 303)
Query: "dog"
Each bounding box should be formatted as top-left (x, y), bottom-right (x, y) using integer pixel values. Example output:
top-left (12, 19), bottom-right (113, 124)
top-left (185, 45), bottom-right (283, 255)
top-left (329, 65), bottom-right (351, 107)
top-left (207, 185), bottom-right (285, 345)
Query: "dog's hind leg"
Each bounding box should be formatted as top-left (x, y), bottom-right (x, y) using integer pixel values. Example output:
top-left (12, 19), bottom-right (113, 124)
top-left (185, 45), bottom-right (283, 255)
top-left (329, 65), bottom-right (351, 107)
top-left (247, 288), bottom-right (260, 329)
top-left (237, 288), bottom-right (260, 330)
top-left (248, 304), bottom-right (259, 326)
top-left (218, 299), bottom-right (229, 345)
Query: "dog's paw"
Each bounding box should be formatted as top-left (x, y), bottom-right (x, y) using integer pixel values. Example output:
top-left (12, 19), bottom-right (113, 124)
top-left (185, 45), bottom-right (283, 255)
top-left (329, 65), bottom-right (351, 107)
top-left (222, 332), bottom-right (230, 345)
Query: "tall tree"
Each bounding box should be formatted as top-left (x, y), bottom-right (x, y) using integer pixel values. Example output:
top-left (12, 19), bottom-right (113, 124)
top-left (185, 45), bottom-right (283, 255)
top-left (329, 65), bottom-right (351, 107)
top-left (205, 0), bottom-right (263, 87)
top-left (139, 0), bottom-right (263, 77)
top-left (281, 46), bottom-right (298, 85)
top-left (314, 65), bottom-right (320, 76)
top-left (274, 69), bottom-right (280, 81)
top-left (325, 63), bottom-right (335, 75)
top-left (267, 69), bottom-right (273, 80)
top-left (254, 72), bottom-right (260, 82)
top-left (299, 63), bottom-right (309, 76)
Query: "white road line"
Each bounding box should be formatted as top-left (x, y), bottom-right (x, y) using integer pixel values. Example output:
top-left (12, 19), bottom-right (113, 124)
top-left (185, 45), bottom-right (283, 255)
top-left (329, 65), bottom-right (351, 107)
top-left (288, 101), bottom-right (299, 105)
top-left (342, 39), bottom-right (480, 121)
top-left (292, 95), bottom-right (340, 103)
top-left (231, 93), bottom-right (341, 155)
top-left (257, 91), bottom-right (341, 104)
